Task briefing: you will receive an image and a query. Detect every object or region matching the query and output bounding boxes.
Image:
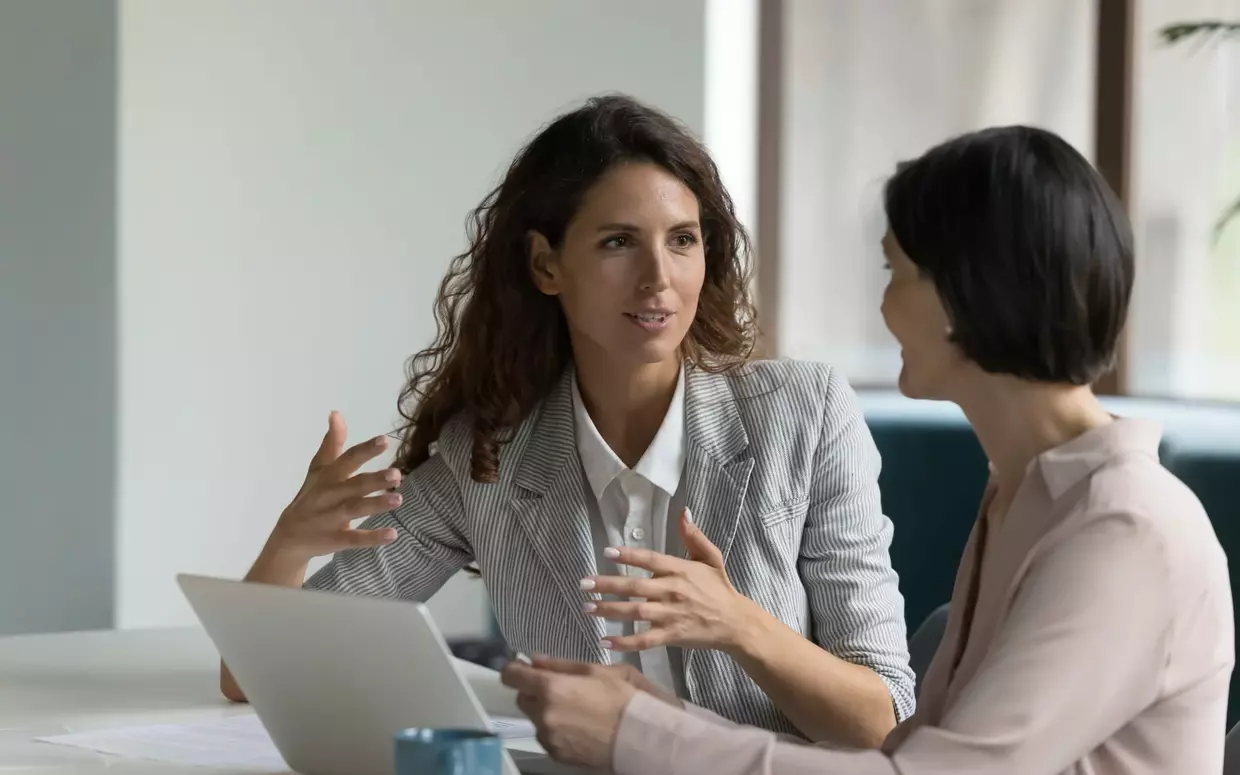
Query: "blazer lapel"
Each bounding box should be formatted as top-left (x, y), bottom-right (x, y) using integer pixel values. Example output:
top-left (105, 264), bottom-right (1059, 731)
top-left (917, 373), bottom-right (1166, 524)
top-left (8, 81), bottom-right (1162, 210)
top-left (681, 368), bottom-right (754, 700)
top-left (682, 367), bottom-right (754, 563)
top-left (509, 369), bottom-right (608, 660)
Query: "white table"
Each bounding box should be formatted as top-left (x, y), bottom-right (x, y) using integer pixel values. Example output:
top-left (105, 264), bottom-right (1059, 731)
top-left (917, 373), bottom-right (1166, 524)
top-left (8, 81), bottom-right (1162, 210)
top-left (0, 627), bottom-right (285, 773)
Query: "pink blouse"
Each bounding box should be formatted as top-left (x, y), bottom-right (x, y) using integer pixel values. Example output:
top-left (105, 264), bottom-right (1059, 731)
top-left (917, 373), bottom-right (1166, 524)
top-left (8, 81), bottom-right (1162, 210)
top-left (612, 419), bottom-right (1234, 775)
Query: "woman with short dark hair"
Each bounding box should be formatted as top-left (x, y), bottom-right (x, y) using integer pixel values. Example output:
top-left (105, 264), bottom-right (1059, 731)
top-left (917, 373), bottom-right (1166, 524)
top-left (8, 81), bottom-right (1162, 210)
top-left (883, 125), bottom-right (1131, 389)
top-left (505, 125), bottom-right (1234, 775)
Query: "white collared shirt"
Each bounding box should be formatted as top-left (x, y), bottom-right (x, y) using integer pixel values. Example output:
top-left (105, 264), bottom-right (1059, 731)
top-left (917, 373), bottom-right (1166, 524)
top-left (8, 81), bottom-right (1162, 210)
top-left (571, 365), bottom-right (687, 693)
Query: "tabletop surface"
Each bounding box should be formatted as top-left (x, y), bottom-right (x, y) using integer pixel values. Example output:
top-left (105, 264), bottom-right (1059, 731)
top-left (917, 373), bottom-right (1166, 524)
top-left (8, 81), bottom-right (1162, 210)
top-left (2, 626), bottom-right (292, 773)
top-left (0, 626), bottom-right (581, 775)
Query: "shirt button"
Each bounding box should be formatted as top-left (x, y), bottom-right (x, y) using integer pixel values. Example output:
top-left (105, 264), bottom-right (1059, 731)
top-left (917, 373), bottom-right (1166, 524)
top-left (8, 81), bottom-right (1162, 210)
top-left (630, 527), bottom-right (646, 541)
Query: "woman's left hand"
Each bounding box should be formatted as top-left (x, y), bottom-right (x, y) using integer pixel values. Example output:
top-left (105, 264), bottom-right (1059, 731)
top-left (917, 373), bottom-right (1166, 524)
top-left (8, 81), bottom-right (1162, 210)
top-left (582, 508), bottom-right (764, 654)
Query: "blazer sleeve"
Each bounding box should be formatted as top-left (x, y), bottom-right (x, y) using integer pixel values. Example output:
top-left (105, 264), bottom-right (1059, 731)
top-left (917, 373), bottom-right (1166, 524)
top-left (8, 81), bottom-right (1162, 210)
top-left (612, 512), bottom-right (1177, 775)
top-left (304, 446), bottom-right (473, 602)
top-left (799, 366), bottom-right (916, 720)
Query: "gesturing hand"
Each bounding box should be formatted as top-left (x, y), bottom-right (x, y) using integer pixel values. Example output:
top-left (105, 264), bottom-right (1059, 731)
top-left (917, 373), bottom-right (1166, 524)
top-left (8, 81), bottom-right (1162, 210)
top-left (268, 411), bottom-right (404, 561)
top-left (582, 508), bottom-right (764, 654)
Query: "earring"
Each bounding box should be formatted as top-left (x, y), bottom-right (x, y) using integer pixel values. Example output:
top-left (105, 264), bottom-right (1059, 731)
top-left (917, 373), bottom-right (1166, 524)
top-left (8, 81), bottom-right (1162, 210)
top-left (945, 325), bottom-right (954, 336)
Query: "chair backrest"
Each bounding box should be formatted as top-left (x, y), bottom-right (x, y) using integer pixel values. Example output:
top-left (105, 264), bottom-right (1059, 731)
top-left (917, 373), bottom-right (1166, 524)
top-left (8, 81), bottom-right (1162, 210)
top-left (1225, 720), bottom-right (1240, 775)
top-left (907, 603), bottom-right (951, 698)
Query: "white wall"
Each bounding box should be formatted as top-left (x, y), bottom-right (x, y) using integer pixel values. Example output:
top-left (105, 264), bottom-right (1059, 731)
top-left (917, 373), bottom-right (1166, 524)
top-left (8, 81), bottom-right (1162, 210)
top-left (117, 0), bottom-right (708, 634)
top-left (0, 0), bottom-right (117, 635)
top-left (775, 0), bottom-right (1096, 381)
top-left (704, 0), bottom-right (759, 238)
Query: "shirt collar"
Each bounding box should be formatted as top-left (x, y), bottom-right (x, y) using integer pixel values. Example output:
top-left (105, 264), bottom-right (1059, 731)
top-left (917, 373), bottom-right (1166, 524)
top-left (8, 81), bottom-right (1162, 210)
top-left (571, 364), bottom-right (687, 500)
top-left (1032, 417), bottom-right (1163, 499)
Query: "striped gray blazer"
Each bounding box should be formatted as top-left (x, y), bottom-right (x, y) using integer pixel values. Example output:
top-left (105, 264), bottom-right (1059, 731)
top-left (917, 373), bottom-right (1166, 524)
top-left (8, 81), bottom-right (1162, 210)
top-left (306, 359), bottom-right (916, 733)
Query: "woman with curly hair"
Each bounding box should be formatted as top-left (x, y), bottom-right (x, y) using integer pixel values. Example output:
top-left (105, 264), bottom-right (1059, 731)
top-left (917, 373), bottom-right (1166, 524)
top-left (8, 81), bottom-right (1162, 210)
top-left (219, 94), bottom-right (914, 746)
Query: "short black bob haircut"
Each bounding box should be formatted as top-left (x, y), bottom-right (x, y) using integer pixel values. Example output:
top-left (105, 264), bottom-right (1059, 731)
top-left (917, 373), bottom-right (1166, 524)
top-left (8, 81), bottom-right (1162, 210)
top-left (883, 125), bottom-right (1133, 386)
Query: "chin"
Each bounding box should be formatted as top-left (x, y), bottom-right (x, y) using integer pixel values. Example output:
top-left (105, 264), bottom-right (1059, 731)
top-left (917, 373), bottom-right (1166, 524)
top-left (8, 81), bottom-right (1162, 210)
top-left (897, 363), bottom-right (939, 401)
top-left (623, 330), bottom-right (688, 366)
top-left (596, 338), bottom-right (680, 369)
top-left (632, 343), bottom-right (683, 366)
top-left (896, 368), bottom-right (918, 398)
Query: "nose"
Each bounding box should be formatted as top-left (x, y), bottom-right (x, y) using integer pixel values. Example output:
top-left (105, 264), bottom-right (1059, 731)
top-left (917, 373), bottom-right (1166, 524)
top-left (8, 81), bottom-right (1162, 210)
top-left (638, 243), bottom-right (672, 293)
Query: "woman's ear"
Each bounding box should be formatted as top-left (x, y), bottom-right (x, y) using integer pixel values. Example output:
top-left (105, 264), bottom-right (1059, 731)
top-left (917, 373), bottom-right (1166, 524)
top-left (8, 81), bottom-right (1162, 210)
top-left (527, 231), bottom-right (560, 295)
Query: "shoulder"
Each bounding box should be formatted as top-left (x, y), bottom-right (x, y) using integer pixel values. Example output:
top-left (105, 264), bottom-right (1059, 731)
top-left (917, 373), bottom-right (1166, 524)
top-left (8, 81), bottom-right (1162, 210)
top-left (409, 412), bottom-right (476, 484)
top-left (1037, 455), bottom-right (1233, 680)
top-left (721, 358), bottom-right (833, 397)
top-left (714, 358), bottom-right (861, 427)
top-left (695, 360), bottom-right (875, 477)
top-left (713, 358), bottom-right (840, 408)
top-left (417, 402), bottom-right (554, 489)
top-left (1088, 455), bottom-right (1225, 576)
top-left (1053, 453), bottom-right (1229, 616)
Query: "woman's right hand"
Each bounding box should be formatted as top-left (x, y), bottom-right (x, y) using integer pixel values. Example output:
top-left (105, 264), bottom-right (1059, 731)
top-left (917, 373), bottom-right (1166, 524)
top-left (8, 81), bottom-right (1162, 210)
top-left (227, 411), bottom-right (405, 703)
top-left (264, 411), bottom-right (404, 562)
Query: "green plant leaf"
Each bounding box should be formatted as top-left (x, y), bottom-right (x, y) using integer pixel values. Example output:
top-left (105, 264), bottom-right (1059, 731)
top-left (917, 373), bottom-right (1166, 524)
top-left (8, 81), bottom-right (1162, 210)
top-left (1216, 195), bottom-right (1240, 242)
top-left (1160, 20), bottom-right (1240, 47)
top-left (1161, 20), bottom-right (1240, 239)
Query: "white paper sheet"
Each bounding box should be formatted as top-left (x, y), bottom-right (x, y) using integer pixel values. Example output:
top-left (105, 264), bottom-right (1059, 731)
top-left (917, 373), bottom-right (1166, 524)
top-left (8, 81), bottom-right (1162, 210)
top-left (0, 724), bottom-right (108, 770)
top-left (488, 717), bottom-right (538, 738)
top-left (36, 715), bottom-right (288, 772)
top-left (36, 713), bottom-right (537, 771)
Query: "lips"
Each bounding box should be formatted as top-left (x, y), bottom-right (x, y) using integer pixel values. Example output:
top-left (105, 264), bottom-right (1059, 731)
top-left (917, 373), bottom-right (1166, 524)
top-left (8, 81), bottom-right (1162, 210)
top-left (625, 311), bottom-right (671, 324)
top-left (623, 310), bottom-right (674, 333)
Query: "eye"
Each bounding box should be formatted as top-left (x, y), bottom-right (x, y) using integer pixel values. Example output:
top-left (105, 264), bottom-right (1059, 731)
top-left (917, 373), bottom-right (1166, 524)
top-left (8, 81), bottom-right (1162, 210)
top-left (671, 233), bottom-right (699, 249)
top-left (600, 235), bottom-right (630, 249)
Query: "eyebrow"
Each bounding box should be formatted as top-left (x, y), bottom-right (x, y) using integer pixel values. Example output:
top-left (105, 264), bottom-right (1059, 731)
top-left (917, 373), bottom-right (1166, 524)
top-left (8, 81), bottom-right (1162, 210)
top-left (596, 220), bottom-right (701, 233)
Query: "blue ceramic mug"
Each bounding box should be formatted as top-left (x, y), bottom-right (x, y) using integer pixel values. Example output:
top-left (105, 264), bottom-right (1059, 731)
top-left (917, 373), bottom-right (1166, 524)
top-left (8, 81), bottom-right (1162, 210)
top-left (394, 728), bottom-right (503, 775)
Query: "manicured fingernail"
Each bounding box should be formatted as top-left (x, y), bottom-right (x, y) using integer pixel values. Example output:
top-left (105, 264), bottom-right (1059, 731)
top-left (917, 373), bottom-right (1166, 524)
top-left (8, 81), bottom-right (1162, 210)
top-left (582, 602), bottom-right (597, 613)
top-left (513, 652), bottom-right (533, 665)
top-left (579, 578), bottom-right (596, 591)
top-left (599, 639), bottom-right (613, 650)
top-left (373, 435), bottom-right (388, 447)
top-left (387, 493), bottom-right (402, 507)
top-left (603, 547), bottom-right (620, 559)
top-left (684, 508), bottom-right (695, 525)
top-left (381, 529), bottom-right (398, 542)
top-left (384, 469), bottom-right (400, 482)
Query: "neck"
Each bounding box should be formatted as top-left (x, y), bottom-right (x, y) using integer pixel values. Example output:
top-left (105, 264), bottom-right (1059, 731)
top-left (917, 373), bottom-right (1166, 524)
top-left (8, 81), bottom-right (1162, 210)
top-left (574, 351), bottom-right (681, 467)
top-left (953, 377), bottom-right (1113, 497)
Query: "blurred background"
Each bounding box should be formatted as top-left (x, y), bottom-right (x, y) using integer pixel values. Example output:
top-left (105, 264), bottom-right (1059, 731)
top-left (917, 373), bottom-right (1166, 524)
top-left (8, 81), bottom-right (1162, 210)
top-left (3, 0), bottom-right (1239, 647)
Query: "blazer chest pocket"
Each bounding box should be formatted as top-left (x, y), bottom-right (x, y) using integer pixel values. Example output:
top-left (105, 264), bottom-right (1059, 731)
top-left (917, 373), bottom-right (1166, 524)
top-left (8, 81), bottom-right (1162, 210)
top-left (757, 499), bottom-right (810, 529)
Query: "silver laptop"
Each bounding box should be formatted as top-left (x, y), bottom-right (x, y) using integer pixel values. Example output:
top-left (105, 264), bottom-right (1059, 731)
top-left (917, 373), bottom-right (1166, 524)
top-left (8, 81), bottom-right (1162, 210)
top-left (177, 573), bottom-right (563, 775)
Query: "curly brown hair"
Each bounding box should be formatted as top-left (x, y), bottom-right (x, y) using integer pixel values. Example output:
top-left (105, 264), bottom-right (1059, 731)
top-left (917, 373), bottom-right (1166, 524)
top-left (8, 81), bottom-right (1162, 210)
top-left (393, 94), bottom-right (758, 482)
